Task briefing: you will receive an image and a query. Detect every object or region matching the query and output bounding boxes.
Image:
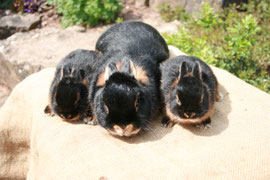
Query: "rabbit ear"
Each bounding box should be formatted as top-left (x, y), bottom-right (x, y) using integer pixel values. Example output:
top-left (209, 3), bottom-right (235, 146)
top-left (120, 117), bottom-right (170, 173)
top-left (130, 60), bottom-right (137, 77)
top-left (60, 67), bottom-right (64, 80)
top-left (121, 58), bottom-right (131, 73)
top-left (70, 67), bottom-right (75, 75)
top-left (179, 61), bottom-right (187, 79)
top-left (193, 62), bottom-right (202, 80)
top-left (104, 62), bottom-right (118, 81)
top-left (176, 93), bottom-right (182, 106)
top-left (97, 63), bottom-right (117, 87)
top-left (121, 58), bottom-right (137, 77)
top-left (79, 69), bottom-right (88, 86)
top-left (60, 65), bottom-right (73, 79)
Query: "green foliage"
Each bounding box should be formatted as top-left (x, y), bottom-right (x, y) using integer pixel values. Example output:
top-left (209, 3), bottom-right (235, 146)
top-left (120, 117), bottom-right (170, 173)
top-left (161, 2), bottom-right (270, 93)
top-left (196, 2), bottom-right (221, 28)
top-left (164, 27), bottom-right (217, 65)
top-left (48, 0), bottom-right (123, 27)
top-left (116, 17), bottom-right (123, 23)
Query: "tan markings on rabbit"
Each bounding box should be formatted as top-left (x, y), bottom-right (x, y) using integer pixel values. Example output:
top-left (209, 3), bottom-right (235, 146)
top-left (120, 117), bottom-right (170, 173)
top-left (96, 60), bottom-right (122, 87)
top-left (130, 61), bottom-right (149, 85)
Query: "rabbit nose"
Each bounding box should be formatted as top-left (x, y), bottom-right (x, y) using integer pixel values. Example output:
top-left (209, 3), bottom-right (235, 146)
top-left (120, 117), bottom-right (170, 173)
top-left (111, 124), bottom-right (141, 137)
top-left (113, 125), bottom-right (124, 136)
top-left (190, 113), bottom-right (196, 118)
top-left (184, 112), bottom-right (195, 118)
top-left (184, 113), bottom-right (189, 118)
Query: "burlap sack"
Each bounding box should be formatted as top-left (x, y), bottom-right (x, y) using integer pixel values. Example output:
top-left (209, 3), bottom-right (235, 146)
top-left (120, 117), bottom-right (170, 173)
top-left (1, 49), bottom-right (270, 179)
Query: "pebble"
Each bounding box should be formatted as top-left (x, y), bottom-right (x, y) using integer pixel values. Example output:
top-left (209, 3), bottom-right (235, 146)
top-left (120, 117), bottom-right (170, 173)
top-left (0, 45), bottom-right (4, 53)
top-left (67, 25), bottom-right (86, 33)
top-left (23, 64), bottom-right (31, 71)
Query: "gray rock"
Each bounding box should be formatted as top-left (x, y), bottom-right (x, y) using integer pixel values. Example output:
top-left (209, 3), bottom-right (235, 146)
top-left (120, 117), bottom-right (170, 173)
top-left (0, 53), bottom-right (43, 107)
top-left (13, 61), bottom-right (43, 80)
top-left (0, 53), bottom-right (21, 107)
top-left (0, 14), bottom-right (41, 40)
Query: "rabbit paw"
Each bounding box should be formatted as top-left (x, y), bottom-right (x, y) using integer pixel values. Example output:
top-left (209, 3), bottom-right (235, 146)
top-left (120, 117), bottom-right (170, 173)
top-left (83, 117), bottom-right (97, 125)
top-left (216, 92), bottom-right (224, 102)
top-left (44, 105), bottom-right (55, 117)
top-left (161, 116), bottom-right (175, 128)
top-left (195, 118), bottom-right (211, 129)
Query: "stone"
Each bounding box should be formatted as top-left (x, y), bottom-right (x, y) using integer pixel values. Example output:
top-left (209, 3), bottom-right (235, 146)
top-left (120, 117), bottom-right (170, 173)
top-left (140, 0), bottom-right (247, 14)
top-left (13, 61), bottom-right (43, 80)
top-left (0, 52), bottom-right (43, 107)
top-left (0, 14), bottom-right (41, 40)
top-left (0, 53), bottom-right (21, 107)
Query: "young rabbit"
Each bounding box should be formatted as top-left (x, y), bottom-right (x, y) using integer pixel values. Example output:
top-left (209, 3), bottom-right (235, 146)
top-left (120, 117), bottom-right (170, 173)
top-left (160, 55), bottom-right (222, 128)
top-left (45, 49), bottom-right (101, 123)
top-left (89, 21), bottom-right (169, 137)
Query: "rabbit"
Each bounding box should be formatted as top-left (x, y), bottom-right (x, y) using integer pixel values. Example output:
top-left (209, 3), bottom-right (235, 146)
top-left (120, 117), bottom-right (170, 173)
top-left (44, 49), bottom-right (102, 123)
top-left (160, 55), bottom-right (223, 128)
top-left (89, 21), bottom-right (169, 136)
top-left (90, 57), bottom-right (161, 137)
top-left (96, 21), bottom-right (169, 64)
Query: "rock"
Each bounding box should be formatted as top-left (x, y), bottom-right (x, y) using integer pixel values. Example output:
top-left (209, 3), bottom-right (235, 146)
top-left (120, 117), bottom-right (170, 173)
top-left (41, 21), bottom-right (48, 27)
top-left (0, 53), bottom-right (43, 107)
top-left (0, 44), bottom-right (4, 53)
top-left (13, 61), bottom-right (43, 80)
top-left (157, 20), bottom-right (181, 33)
top-left (0, 53), bottom-right (21, 107)
top-left (138, 0), bottom-right (247, 14)
top-left (47, 10), bottom-right (54, 17)
top-left (168, 45), bottom-right (187, 57)
top-left (0, 14), bottom-right (41, 40)
top-left (66, 25), bottom-right (87, 33)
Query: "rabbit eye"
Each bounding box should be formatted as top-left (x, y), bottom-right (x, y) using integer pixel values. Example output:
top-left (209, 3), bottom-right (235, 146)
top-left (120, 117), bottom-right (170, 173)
top-left (134, 96), bottom-right (139, 111)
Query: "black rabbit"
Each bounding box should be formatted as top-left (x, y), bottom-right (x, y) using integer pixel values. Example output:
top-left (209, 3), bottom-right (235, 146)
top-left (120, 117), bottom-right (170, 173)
top-left (45, 49), bottom-right (101, 123)
top-left (96, 21), bottom-right (169, 64)
top-left (89, 21), bottom-right (169, 136)
top-left (160, 55), bottom-right (222, 128)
